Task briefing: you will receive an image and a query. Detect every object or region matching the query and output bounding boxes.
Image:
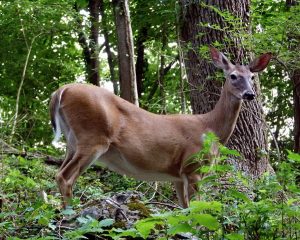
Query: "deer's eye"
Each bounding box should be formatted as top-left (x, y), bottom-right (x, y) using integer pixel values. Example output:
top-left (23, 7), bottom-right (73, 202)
top-left (230, 74), bottom-right (237, 80)
top-left (251, 76), bottom-right (255, 81)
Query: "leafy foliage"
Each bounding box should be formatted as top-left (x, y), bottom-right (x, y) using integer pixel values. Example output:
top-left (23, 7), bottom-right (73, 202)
top-left (0, 142), bottom-right (299, 239)
top-left (0, 0), bottom-right (83, 146)
top-left (109, 144), bottom-right (300, 240)
top-left (0, 0), bottom-right (300, 239)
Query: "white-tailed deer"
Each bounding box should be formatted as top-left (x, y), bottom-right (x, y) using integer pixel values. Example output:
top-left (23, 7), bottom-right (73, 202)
top-left (50, 47), bottom-right (271, 208)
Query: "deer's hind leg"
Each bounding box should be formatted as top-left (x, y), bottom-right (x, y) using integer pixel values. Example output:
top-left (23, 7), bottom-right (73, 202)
top-left (56, 143), bottom-right (109, 208)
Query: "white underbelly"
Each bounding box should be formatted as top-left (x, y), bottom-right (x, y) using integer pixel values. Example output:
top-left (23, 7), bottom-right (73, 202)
top-left (95, 147), bottom-right (181, 182)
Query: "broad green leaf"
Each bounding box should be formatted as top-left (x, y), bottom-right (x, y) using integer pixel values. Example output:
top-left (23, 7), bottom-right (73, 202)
top-left (99, 218), bottom-right (114, 227)
top-left (167, 215), bottom-right (188, 225)
top-left (192, 213), bottom-right (220, 230)
top-left (62, 207), bottom-right (76, 216)
top-left (190, 201), bottom-right (222, 212)
top-left (110, 228), bottom-right (139, 239)
top-left (167, 223), bottom-right (193, 235)
top-left (226, 233), bottom-right (244, 240)
top-left (287, 150), bottom-right (300, 162)
top-left (135, 218), bottom-right (163, 238)
top-left (77, 216), bottom-right (88, 224)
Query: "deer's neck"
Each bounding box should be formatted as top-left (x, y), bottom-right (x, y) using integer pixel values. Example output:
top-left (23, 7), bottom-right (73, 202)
top-left (203, 85), bottom-right (242, 144)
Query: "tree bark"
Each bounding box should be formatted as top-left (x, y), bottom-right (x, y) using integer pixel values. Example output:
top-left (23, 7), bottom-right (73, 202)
top-left (293, 73), bottom-right (300, 152)
top-left (75, 1), bottom-right (100, 86)
top-left (99, 0), bottom-right (118, 94)
top-left (88, 0), bottom-right (100, 86)
top-left (113, 0), bottom-right (139, 106)
top-left (179, 0), bottom-right (274, 178)
top-left (286, 0), bottom-right (300, 153)
top-left (135, 27), bottom-right (148, 98)
top-left (158, 25), bottom-right (168, 114)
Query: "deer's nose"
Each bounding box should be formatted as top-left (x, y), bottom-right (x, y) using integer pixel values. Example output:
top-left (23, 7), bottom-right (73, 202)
top-left (242, 92), bottom-right (255, 100)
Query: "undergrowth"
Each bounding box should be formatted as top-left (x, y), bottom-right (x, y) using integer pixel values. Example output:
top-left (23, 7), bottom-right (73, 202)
top-left (0, 136), bottom-right (299, 239)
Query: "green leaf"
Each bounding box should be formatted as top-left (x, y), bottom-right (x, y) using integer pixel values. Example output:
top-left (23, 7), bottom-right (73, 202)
top-left (38, 216), bottom-right (49, 226)
top-left (190, 201), bottom-right (222, 212)
top-left (110, 228), bottom-right (139, 239)
top-left (135, 218), bottom-right (163, 238)
top-left (192, 213), bottom-right (219, 230)
top-left (167, 215), bottom-right (188, 225)
top-left (99, 218), bottom-right (114, 227)
top-left (76, 0), bottom-right (88, 8)
top-left (62, 207), bottom-right (76, 216)
top-left (287, 150), bottom-right (300, 163)
top-left (77, 216), bottom-right (88, 224)
top-left (219, 146), bottom-right (240, 156)
top-left (227, 189), bottom-right (251, 203)
top-left (167, 223), bottom-right (193, 235)
top-left (198, 175), bottom-right (217, 184)
top-left (226, 233), bottom-right (244, 240)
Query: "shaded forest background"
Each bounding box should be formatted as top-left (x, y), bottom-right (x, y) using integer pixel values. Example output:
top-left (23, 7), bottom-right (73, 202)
top-left (0, 0), bottom-right (300, 239)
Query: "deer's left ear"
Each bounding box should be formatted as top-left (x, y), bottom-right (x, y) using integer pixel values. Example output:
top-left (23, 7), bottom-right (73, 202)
top-left (249, 53), bottom-right (272, 72)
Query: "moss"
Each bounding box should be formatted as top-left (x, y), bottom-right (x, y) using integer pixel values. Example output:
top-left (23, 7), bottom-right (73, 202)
top-left (113, 220), bottom-right (126, 229)
top-left (127, 201), bottom-right (152, 218)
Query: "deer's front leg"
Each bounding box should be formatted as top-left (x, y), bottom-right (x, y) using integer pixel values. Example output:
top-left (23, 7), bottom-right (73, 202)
top-left (173, 174), bottom-right (190, 208)
top-left (173, 173), bottom-right (201, 208)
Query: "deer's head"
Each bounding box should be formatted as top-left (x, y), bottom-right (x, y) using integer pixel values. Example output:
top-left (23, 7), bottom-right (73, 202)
top-left (210, 47), bottom-right (272, 101)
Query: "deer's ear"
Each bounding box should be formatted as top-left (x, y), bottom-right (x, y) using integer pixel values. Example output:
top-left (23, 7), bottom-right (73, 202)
top-left (210, 47), bottom-right (232, 70)
top-left (249, 53), bottom-right (272, 72)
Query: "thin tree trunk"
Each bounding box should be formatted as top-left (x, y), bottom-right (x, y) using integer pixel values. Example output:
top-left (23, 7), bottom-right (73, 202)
top-left (99, 0), bottom-right (118, 94)
top-left (158, 25), bottom-right (168, 114)
top-left (147, 59), bottom-right (178, 102)
top-left (179, 0), bottom-right (274, 178)
top-left (74, 2), bottom-right (100, 86)
top-left (135, 27), bottom-right (148, 98)
top-left (10, 29), bottom-right (40, 143)
top-left (10, 40), bottom-right (33, 143)
top-left (178, 48), bottom-right (187, 114)
top-left (177, 13), bottom-right (187, 114)
top-left (113, 0), bottom-right (139, 106)
top-left (88, 0), bottom-right (100, 86)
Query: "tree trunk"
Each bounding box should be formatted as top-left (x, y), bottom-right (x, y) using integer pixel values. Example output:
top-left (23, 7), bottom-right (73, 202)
top-left (293, 73), bottom-right (300, 153)
top-left (88, 0), bottom-right (100, 86)
top-left (99, 0), bottom-right (118, 94)
top-left (113, 0), bottom-right (139, 106)
top-left (286, 0), bottom-right (300, 153)
top-left (135, 27), bottom-right (148, 98)
top-left (158, 25), bottom-right (168, 114)
top-left (75, 1), bottom-right (100, 86)
top-left (179, 0), bottom-right (274, 178)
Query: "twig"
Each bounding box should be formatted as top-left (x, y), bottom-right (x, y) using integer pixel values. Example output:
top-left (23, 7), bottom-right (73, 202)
top-left (57, 217), bottom-right (65, 239)
top-left (105, 198), bottom-right (129, 222)
top-left (105, 197), bottom-right (121, 208)
top-left (145, 182), bottom-right (179, 207)
top-left (145, 201), bottom-right (181, 210)
top-left (148, 182), bottom-right (158, 202)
